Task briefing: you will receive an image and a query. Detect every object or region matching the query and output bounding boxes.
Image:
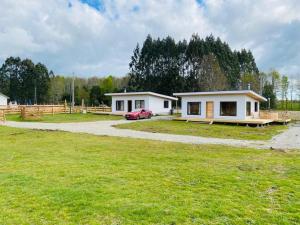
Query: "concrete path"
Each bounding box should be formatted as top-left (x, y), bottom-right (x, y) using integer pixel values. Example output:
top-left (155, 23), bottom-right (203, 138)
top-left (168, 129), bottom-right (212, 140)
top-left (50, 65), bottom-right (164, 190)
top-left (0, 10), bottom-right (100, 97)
top-left (270, 122), bottom-right (300, 150)
top-left (2, 119), bottom-right (300, 150)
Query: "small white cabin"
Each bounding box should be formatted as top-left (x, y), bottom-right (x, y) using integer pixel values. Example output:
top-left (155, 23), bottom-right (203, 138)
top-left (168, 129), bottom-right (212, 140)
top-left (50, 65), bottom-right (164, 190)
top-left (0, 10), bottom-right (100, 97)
top-left (105, 92), bottom-right (178, 115)
top-left (173, 90), bottom-right (267, 121)
top-left (0, 93), bottom-right (9, 106)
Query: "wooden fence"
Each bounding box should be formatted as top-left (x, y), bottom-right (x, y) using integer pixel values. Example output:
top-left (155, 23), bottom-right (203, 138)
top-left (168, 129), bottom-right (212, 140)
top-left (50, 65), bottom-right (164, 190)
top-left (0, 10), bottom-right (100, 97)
top-left (0, 105), bottom-right (112, 116)
top-left (260, 110), bottom-right (299, 120)
top-left (0, 110), bottom-right (5, 122)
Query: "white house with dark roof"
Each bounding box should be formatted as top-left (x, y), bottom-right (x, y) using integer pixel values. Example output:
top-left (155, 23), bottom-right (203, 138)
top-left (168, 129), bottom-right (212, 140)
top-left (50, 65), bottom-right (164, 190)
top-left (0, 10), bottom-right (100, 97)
top-left (0, 93), bottom-right (9, 106)
top-left (173, 90), bottom-right (267, 121)
top-left (105, 92), bottom-right (178, 115)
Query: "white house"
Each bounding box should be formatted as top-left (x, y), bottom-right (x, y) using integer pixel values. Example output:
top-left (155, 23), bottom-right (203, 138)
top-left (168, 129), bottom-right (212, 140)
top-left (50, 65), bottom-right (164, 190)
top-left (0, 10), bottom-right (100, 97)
top-left (173, 90), bottom-right (267, 121)
top-left (0, 93), bottom-right (9, 106)
top-left (105, 92), bottom-right (178, 115)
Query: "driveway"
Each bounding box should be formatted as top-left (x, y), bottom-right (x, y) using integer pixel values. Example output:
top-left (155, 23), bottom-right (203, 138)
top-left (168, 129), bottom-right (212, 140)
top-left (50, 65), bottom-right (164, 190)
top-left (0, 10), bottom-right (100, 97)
top-left (2, 119), bottom-right (300, 150)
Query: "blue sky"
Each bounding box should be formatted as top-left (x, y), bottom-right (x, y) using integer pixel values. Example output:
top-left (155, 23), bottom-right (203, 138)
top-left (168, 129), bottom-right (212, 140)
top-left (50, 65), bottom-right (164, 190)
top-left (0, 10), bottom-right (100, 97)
top-left (79, 0), bottom-right (105, 11)
top-left (0, 0), bottom-right (299, 80)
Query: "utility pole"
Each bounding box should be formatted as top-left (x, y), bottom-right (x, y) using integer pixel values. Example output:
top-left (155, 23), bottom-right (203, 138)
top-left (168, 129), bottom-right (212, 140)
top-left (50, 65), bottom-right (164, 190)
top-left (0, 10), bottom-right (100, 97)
top-left (69, 83), bottom-right (72, 114)
top-left (72, 73), bottom-right (75, 109)
top-left (34, 86), bottom-right (37, 105)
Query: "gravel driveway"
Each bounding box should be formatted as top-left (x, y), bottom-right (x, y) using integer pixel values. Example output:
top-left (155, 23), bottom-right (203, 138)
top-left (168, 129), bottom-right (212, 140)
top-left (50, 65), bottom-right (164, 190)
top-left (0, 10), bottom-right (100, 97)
top-left (2, 119), bottom-right (300, 150)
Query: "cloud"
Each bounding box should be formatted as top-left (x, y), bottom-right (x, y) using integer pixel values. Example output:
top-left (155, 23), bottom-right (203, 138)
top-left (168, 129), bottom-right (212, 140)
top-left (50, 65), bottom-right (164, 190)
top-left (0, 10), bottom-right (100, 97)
top-left (0, 0), bottom-right (299, 79)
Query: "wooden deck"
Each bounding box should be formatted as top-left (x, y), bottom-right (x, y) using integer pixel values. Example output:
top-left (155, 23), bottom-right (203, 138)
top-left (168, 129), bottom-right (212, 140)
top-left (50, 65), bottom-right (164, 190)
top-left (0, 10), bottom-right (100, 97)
top-left (173, 117), bottom-right (290, 125)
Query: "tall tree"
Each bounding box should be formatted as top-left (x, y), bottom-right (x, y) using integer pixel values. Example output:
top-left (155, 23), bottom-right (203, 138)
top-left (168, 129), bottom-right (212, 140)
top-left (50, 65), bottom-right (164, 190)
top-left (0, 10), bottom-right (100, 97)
top-left (128, 34), bottom-right (259, 95)
top-left (261, 83), bottom-right (276, 109)
top-left (280, 75), bottom-right (289, 109)
top-left (197, 53), bottom-right (227, 91)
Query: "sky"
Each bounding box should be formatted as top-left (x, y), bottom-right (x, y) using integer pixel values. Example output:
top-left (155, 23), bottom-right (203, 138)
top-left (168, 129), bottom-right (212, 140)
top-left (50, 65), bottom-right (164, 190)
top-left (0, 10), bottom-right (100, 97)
top-left (0, 0), bottom-right (299, 79)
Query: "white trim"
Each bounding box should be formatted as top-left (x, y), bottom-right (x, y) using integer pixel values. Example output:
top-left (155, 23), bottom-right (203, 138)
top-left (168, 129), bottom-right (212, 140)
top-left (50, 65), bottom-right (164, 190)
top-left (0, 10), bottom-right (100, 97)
top-left (173, 90), bottom-right (267, 102)
top-left (105, 91), bottom-right (178, 101)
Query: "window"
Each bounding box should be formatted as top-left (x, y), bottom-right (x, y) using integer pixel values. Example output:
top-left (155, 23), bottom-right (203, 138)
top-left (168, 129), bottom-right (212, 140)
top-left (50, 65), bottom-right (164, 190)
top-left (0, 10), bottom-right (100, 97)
top-left (135, 100), bottom-right (145, 109)
top-left (187, 102), bottom-right (201, 115)
top-left (254, 102), bottom-right (258, 112)
top-left (220, 102), bottom-right (237, 116)
top-left (164, 100), bottom-right (169, 108)
top-left (116, 100), bottom-right (124, 111)
top-left (246, 102), bottom-right (251, 116)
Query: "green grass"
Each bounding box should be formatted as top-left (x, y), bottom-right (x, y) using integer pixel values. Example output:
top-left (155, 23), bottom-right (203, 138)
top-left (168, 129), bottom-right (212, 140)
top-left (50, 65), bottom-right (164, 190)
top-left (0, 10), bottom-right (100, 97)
top-left (115, 120), bottom-right (287, 140)
top-left (0, 126), bottom-right (299, 224)
top-left (276, 101), bottom-right (300, 111)
top-left (5, 113), bottom-right (123, 123)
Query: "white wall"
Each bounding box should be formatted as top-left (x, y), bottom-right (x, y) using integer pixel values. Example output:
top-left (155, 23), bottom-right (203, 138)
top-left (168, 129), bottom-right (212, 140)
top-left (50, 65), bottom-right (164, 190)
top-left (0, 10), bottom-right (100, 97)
top-left (148, 96), bottom-right (171, 115)
top-left (111, 95), bottom-right (172, 115)
top-left (181, 94), bottom-right (261, 120)
top-left (0, 95), bottom-right (8, 106)
top-left (245, 96), bottom-right (260, 119)
top-left (111, 95), bottom-right (149, 114)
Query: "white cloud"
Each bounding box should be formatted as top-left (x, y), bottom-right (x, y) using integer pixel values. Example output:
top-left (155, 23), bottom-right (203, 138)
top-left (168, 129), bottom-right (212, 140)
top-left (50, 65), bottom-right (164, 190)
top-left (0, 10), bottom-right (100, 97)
top-left (0, 0), bottom-right (299, 79)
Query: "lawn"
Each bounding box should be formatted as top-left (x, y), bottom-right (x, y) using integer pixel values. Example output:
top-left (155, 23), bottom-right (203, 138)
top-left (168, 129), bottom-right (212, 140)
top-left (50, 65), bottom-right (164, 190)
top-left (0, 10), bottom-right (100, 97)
top-left (5, 113), bottom-right (123, 123)
top-left (0, 126), bottom-right (299, 224)
top-left (115, 120), bottom-right (287, 140)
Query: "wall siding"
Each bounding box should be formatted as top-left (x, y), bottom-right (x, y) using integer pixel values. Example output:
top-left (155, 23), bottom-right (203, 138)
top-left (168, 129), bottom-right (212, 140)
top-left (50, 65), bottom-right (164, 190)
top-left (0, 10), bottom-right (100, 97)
top-left (111, 95), bottom-right (172, 114)
top-left (0, 95), bottom-right (8, 106)
top-left (181, 95), bottom-right (261, 120)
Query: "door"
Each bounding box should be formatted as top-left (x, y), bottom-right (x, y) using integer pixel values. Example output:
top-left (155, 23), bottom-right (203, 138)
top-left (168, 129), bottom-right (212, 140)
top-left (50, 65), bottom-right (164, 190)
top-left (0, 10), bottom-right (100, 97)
top-left (128, 100), bottom-right (132, 112)
top-left (206, 102), bottom-right (214, 119)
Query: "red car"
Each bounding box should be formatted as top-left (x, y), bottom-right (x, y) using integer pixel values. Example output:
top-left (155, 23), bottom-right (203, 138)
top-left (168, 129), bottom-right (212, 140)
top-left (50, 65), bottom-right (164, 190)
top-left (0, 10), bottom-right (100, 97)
top-left (125, 109), bottom-right (152, 120)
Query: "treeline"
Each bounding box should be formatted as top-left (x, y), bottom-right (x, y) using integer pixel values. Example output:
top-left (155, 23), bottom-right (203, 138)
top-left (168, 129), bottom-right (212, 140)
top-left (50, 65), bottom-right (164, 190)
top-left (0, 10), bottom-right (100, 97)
top-left (48, 75), bottom-right (129, 106)
top-left (1, 34), bottom-right (299, 109)
top-left (0, 57), bottom-right (52, 104)
top-left (128, 34), bottom-right (260, 95)
top-left (0, 57), bottom-right (128, 105)
top-left (128, 34), bottom-right (300, 109)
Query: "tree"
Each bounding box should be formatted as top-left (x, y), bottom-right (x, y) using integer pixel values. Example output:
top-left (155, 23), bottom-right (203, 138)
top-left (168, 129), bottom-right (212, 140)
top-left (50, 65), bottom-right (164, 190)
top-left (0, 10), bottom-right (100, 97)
top-left (269, 69), bottom-right (281, 95)
top-left (0, 57), bottom-right (22, 102)
top-left (128, 34), bottom-right (259, 95)
top-left (289, 79), bottom-right (295, 110)
top-left (280, 75), bottom-right (289, 109)
top-left (241, 73), bottom-right (261, 92)
top-left (297, 78), bottom-right (300, 110)
top-left (0, 62), bottom-right (10, 95)
top-left (198, 53), bottom-right (227, 91)
top-left (49, 75), bottom-right (65, 104)
top-left (0, 57), bottom-right (51, 104)
top-left (89, 86), bottom-right (102, 106)
top-left (261, 83), bottom-right (276, 109)
top-left (34, 63), bottom-right (50, 104)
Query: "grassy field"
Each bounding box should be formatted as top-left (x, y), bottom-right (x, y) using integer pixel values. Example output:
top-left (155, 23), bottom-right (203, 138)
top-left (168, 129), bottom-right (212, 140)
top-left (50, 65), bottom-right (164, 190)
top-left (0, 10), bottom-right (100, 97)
top-left (115, 120), bottom-right (287, 141)
top-left (5, 113), bottom-right (123, 123)
top-left (0, 126), bottom-right (299, 224)
top-left (276, 100), bottom-right (300, 111)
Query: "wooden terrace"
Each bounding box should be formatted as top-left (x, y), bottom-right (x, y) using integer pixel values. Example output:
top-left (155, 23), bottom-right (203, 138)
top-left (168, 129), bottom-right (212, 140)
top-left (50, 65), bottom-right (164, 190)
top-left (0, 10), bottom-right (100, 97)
top-left (173, 117), bottom-right (291, 126)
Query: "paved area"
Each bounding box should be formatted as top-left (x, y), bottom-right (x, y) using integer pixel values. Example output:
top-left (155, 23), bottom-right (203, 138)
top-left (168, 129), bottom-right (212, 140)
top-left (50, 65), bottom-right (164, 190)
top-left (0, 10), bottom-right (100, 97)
top-left (270, 122), bottom-right (300, 150)
top-left (2, 119), bottom-right (300, 150)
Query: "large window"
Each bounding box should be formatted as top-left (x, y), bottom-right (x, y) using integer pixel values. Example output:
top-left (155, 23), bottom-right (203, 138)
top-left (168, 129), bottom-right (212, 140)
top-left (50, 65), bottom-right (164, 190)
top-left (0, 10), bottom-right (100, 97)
top-left (164, 100), bottom-right (169, 108)
top-left (187, 102), bottom-right (201, 115)
top-left (135, 100), bottom-right (145, 109)
top-left (220, 102), bottom-right (237, 116)
top-left (246, 102), bottom-right (251, 116)
top-left (254, 102), bottom-right (258, 112)
top-left (116, 100), bottom-right (124, 111)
